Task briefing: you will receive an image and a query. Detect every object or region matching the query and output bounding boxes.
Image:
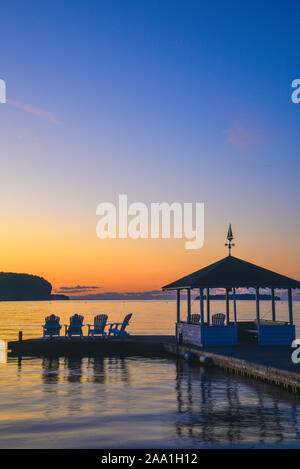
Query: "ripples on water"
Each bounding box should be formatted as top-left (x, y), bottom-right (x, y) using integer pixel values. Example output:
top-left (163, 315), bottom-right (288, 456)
top-left (0, 300), bottom-right (300, 448)
top-left (0, 356), bottom-right (300, 448)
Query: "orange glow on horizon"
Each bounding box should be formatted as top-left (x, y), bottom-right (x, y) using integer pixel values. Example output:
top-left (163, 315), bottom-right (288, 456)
top-left (1, 218), bottom-right (300, 294)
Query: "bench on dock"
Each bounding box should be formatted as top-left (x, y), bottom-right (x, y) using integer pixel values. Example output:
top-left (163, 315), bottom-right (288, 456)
top-left (245, 320), bottom-right (288, 332)
top-left (257, 319), bottom-right (288, 326)
top-left (243, 319), bottom-right (290, 342)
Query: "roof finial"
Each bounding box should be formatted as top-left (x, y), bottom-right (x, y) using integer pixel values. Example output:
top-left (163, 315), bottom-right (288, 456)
top-left (225, 223), bottom-right (235, 256)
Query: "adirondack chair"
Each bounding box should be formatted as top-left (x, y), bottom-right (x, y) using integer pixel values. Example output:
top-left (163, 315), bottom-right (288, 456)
top-left (65, 314), bottom-right (84, 338)
top-left (42, 314), bottom-right (62, 338)
top-left (212, 313), bottom-right (225, 326)
top-left (108, 313), bottom-right (132, 338)
top-left (87, 314), bottom-right (108, 337)
top-left (191, 314), bottom-right (200, 323)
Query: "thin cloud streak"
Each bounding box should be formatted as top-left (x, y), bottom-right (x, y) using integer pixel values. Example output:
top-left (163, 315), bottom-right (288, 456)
top-left (59, 285), bottom-right (101, 291)
top-left (55, 285), bottom-right (101, 294)
top-left (69, 290), bottom-right (179, 300)
top-left (7, 98), bottom-right (60, 124)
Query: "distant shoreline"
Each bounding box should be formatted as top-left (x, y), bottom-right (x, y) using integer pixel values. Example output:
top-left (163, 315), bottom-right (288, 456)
top-left (70, 298), bottom-right (295, 301)
top-left (0, 298), bottom-right (296, 302)
top-left (0, 273), bottom-right (69, 301)
top-left (0, 295), bottom-right (69, 302)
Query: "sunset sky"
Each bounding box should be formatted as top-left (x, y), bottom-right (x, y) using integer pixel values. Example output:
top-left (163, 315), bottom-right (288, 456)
top-left (0, 1), bottom-right (299, 295)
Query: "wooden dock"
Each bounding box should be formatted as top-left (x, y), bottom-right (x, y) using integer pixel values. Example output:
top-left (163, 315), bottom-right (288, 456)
top-left (166, 342), bottom-right (300, 393)
top-left (7, 335), bottom-right (175, 357)
top-left (7, 335), bottom-right (300, 394)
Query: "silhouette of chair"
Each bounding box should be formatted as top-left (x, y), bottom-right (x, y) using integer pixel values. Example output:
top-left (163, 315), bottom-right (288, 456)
top-left (191, 314), bottom-right (200, 323)
top-left (108, 313), bottom-right (132, 338)
top-left (212, 313), bottom-right (225, 326)
top-left (87, 314), bottom-right (108, 338)
top-left (42, 314), bottom-right (62, 338)
top-left (65, 314), bottom-right (84, 338)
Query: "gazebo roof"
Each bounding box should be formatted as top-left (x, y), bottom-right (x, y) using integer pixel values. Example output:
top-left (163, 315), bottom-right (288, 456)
top-left (162, 255), bottom-right (300, 290)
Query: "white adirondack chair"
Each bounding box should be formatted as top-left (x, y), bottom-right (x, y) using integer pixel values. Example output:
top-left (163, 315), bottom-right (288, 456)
top-left (108, 313), bottom-right (132, 338)
top-left (87, 314), bottom-right (108, 337)
top-left (211, 313), bottom-right (225, 326)
top-left (42, 314), bottom-right (62, 338)
top-left (65, 314), bottom-right (84, 338)
top-left (191, 314), bottom-right (200, 323)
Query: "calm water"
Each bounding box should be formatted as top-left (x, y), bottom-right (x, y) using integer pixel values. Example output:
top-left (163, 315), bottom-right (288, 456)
top-left (0, 300), bottom-right (300, 448)
top-left (1, 356), bottom-right (300, 448)
top-left (0, 299), bottom-right (299, 340)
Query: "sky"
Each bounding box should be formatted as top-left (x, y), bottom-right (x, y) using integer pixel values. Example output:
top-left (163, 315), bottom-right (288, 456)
top-left (0, 0), bottom-right (299, 296)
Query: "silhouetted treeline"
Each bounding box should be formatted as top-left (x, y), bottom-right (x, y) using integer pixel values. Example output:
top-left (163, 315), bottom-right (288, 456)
top-left (0, 272), bottom-right (69, 301)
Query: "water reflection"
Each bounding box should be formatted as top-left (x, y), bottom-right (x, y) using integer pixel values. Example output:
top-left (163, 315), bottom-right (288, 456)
top-left (65, 357), bottom-right (83, 383)
top-left (38, 356), bottom-right (131, 387)
top-left (2, 355), bottom-right (300, 447)
top-left (107, 357), bottom-right (131, 386)
top-left (89, 356), bottom-right (106, 384)
top-left (0, 340), bottom-right (7, 364)
top-left (174, 360), bottom-right (300, 445)
top-left (0, 350), bottom-right (7, 364)
top-left (38, 356), bottom-right (132, 416)
top-left (42, 358), bottom-right (60, 386)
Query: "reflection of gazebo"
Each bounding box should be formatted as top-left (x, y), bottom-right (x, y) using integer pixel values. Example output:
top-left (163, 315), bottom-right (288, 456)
top-left (174, 360), bottom-right (300, 444)
top-left (162, 228), bottom-right (300, 346)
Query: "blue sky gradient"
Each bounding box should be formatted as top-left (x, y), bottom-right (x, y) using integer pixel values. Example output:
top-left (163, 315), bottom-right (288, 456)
top-left (0, 0), bottom-right (299, 291)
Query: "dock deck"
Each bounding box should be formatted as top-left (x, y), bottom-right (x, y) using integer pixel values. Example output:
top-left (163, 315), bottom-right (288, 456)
top-left (7, 335), bottom-right (300, 394)
top-left (8, 335), bottom-right (175, 357)
top-left (165, 341), bottom-right (300, 393)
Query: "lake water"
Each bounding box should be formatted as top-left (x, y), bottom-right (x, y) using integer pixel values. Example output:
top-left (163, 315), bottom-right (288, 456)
top-left (0, 298), bottom-right (299, 340)
top-left (0, 300), bottom-right (300, 448)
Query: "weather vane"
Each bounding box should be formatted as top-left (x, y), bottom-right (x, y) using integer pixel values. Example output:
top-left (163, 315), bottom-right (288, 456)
top-left (225, 223), bottom-right (235, 256)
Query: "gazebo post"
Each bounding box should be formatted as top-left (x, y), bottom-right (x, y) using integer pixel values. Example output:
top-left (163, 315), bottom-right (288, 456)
top-left (256, 287), bottom-right (260, 325)
top-left (288, 288), bottom-right (293, 325)
top-left (271, 288), bottom-right (276, 322)
top-left (199, 288), bottom-right (204, 325)
top-left (206, 288), bottom-right (210, 325)
top-left (176, 289), bottom-right (181, 323)
top-left (226, 288), bottom-right (230, 325)
top-left (233, 288), bottom-right (237, 324)
top-left (187, 288), bottom-right (191, 323)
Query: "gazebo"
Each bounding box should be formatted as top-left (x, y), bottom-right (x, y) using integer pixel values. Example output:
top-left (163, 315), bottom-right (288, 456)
top-left (162, 228), bottom-right (300, 346)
